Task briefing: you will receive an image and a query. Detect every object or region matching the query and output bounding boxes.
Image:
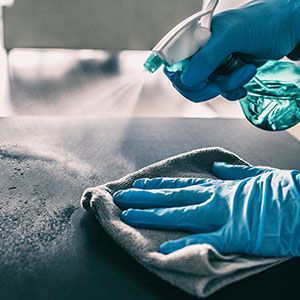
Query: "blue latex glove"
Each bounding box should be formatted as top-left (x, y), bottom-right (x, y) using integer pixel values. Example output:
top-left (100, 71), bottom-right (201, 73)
top-left (113, 163), bottom-right (300, 257)
top-left (165, 0), bottom-right (300, 101)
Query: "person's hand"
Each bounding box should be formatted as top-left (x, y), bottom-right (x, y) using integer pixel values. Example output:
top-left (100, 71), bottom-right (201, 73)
top-left (113, 163), bottom-right (300, 257)
top-left (165, 0), bottom-right (300, 101)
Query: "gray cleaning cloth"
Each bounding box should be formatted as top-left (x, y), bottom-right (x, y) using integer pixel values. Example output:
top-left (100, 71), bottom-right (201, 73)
top-left (81, 147), bottom-right (288, 297)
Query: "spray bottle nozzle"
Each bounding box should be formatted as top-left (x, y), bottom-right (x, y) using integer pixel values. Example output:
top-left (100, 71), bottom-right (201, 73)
top-left (143, 0), bottom-right (218, 74)
top-left (143, 52), bottom-right (164, 73)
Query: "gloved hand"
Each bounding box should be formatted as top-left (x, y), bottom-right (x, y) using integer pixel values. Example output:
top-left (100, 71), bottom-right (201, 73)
top-left (113, 162), bottom-right (300, 257)
top-left (165, 0), bottom-right (300, 101)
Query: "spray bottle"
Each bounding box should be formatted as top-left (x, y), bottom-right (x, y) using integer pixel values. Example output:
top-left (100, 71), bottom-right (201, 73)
top-left (143, 0), bottom-right (300, 131)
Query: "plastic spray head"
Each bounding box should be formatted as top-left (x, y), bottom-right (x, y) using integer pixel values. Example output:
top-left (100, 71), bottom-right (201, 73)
top-left (143, 52), bottom-right (164, 73)
top-left (143, 51), bottom-right (189, 73)
top-left (143, 0), bottom-right (218, 74)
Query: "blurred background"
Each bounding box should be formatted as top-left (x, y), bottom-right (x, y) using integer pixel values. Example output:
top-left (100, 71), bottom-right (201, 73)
top-left (0, 0), bottom-right (299, 138)
top-left (3, 0), bottom-right (246, 49)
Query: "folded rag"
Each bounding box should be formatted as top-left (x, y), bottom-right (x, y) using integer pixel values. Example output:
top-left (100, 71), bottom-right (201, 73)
top-left (81, 147), bottom-right (288, 297)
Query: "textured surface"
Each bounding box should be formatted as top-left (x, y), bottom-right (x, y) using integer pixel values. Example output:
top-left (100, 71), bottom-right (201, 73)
top-left (81, 147), bottom-right (287, 297)
top-left (0, 117), bottom-right (300, 300)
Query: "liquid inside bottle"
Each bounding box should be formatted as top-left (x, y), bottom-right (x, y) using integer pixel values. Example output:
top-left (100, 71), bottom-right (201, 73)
top-left (164, 56), bottom-right (300, 131)
top-left (240, 60), bottom-right (300, 131)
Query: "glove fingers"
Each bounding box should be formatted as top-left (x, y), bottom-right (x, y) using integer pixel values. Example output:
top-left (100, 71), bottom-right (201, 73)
top-left (181, 24), bottom-right (234, 87)
top-left (159, 230), bottom-right (224, 254)
top-left (212, 64), bottom-right (257, 93)
top-left (132, 177), bottom-right (213, 189)
top-left (174, 82), bottom-right (220, 103)
top-left (164, 68), bottom-right (207, 92)
top-left (113, 186), bottom-right (212, 209)
top-left (221, 87), bottom-right (247, 101)
top-left (164, 69), bottom-right (186, 89)
top-left (213, 162), bottom-right (272, 180)
top-left (166, 62), bottom-right (255, 102)
top-left (163, 69), bottom-right (184, 88)
top-left (121, 200), bottom-right (228, 233)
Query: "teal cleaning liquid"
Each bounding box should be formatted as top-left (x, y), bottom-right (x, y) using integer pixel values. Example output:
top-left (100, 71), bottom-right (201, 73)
top-left (144, 53), bottom-right (300, 131)
top-left (240, 60), bottom-right (300, 131)
top-left (166, 56), bottom-right (300, 131)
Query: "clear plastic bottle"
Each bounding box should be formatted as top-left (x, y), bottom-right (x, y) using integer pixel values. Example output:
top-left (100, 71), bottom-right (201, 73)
top-left (166, 56), bottom-right (300, 131)
top-left (214, 56), bottom-right (300, 131)
top-left (148, 52), bottom-right (300, 131)
top-left (240, 60), bottom-right (300, 131)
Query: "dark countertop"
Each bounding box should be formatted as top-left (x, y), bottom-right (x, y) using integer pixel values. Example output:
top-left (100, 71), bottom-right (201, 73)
top-left (0, 117), bottom-right (300, 300)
